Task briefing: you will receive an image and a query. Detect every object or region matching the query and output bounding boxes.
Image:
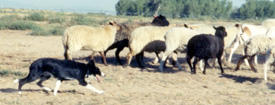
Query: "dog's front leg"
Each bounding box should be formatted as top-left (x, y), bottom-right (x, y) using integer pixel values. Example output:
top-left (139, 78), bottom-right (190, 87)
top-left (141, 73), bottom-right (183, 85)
top-left (85, 84), bottom-right (104, 94)
top-left (53, 80), bottom-right (62, 96)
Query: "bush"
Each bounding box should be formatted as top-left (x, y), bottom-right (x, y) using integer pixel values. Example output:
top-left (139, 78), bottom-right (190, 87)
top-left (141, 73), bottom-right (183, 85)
top-left (26, 12), bottom-right (46, 21)
top-left (0, 70), bottom-right (26, 77)
top-left (49, 26), bottom-right (65, 35)
top-left (8, 21), bottom-right (37, 30)
top-left (1, 15), bottom-right (22, 21)
top-left (31, 27), bottom-right (49, 36)
top-left (49, 17), bottom-right (66, 24)
top-left (31, 26), bottom-right (65, 36)
top-left (70, 14), bottom-right (95, 25)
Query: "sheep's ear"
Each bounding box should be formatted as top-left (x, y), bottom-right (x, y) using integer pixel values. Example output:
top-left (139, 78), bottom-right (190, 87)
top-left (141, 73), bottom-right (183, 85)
top-left (109, 22), bottom-right (113, 25)
top-left (213, 26), bottom-right (217, 30)
top-left (184, 24), bottom-right (189, 28)
top-left (235, 24), bottom-right (241, 28)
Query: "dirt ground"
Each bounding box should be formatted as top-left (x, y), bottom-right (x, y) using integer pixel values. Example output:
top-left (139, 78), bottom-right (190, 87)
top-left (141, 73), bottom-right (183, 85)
top-left (1, 30), bottom-right (275, 105)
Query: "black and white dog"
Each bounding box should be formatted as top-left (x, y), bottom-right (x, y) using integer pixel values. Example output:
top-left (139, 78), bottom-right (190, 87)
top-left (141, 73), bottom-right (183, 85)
top-left (13, 58), bottom-right (105, 95)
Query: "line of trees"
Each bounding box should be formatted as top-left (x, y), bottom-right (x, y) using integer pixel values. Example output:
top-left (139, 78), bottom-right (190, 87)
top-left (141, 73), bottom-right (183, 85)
top-left (115, 0), bottom-right (275, 19)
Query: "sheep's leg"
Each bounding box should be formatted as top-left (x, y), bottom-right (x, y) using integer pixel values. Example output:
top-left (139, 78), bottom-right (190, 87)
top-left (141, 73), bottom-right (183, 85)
top-left (199, 60), bottom-right (203, 71)
top-left (153, 52), bottom-right (161, 64)
top-left (64, 49), bottom-right (72, 60)
top-left (159, 53), bottom-right (168, 72)
top-left (115, 45), bottom-right (126, 65)
top-left (136, 52), bottom-right (145, 68)
top-left (235, 56), bottom-right (245, 71)
top-left (264, 61), bottom-right (269, 81)
top-left (228, 41), bottom-right (240, 62)
top-left (99, 51), bottom-right (108, 66)
top-left (217, 57), bottom-right (224, 74)
top-left (91, 52), bottom-right (96, 60)
top-left (171, 51), bottom-right (178, 67)
top-left (254, 55), bottom-right (258, 65)
top-left (124, 53), bottom-right (133, 68)
top-left (192, 57), bottom-right (200, 74)
top-left (103, 42), bottom-right (118, 63)
top-left (247, 56), bottom-right (257, 73)
top-left (203, 58), bottom-right (209, 75)
top-left (186, 55), bottom-right (193, 73)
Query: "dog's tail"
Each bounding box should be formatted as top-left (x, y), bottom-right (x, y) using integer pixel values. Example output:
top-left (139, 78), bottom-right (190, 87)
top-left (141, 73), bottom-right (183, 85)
top-left (13, 79), bottom-right (19, 83)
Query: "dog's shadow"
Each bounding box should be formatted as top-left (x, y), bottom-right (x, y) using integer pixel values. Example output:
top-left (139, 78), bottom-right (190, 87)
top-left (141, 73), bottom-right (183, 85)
top-left (0, 88), bottom-right (84, 95)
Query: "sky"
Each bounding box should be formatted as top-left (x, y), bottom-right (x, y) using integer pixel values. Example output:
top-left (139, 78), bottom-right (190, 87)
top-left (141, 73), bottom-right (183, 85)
top-left (0, 0), bottom-right (246, 15)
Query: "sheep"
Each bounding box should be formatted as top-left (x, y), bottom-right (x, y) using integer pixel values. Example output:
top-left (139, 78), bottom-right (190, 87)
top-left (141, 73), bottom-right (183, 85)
top-left (262, 19), bottom-right (275, 29)
top-left (158, 27), bottom-right (201, 72)
top-left (63, 21), bottom-right (121, 65)
top-left (264, 47), bottom-right (275, 81)
top-left (103, 15), bottom-right (169, 65)
top-left (235, 36), bottom-right (275, 72)
top-left (227, 24), bottom-right (268, 65)
top-left (186, 26), bottom-right (227, 75)
top-left (123, 25), bottom-right (174, 68)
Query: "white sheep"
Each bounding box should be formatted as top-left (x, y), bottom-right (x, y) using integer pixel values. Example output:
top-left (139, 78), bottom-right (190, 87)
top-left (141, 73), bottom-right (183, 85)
top-left (235, 35), bottom-right (275, 72)
top-left (227, 24), bottom-right (268, 65)
top-left (123, 26), bottom-right (174, 68)
top-left (262, 19), bottom-right (275, 29)
top-left (264, 47), bottom-right (275, 81)
top-left (159, 27), bottom-right (201, 72)
top-left (63, 21), bottom-right (121, 65)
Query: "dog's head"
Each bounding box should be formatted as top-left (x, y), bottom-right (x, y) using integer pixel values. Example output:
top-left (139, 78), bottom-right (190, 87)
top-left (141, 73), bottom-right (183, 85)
top-left (87, 60), bottom-right (106, 82)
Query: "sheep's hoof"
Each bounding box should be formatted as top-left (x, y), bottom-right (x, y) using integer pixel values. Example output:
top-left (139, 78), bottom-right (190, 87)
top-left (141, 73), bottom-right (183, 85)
top-left (252, 69), bottom-right (258, 73)
top-left (123, 65), bottom-right (128, 68)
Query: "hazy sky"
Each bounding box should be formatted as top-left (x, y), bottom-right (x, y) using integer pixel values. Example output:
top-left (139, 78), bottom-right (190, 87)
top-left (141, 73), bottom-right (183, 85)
top-left (0, 0), bottom-right (246, 15)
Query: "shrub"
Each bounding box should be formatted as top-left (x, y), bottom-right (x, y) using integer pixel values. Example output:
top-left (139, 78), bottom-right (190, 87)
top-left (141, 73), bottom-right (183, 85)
top-left (26, 12), bottom-right (46, 21)
top-left (8, 21), bottom-right (37, 30)
top-left (31, 26), bottom-right (65, 36)
top-left (49, 26), bottom-right (65, 35)
top-left (70, 14), bottom-right (94, 25)
top-left (0, 70), bottom-right (26, 77)
top-left (30, 27), bottom-right (49, 36)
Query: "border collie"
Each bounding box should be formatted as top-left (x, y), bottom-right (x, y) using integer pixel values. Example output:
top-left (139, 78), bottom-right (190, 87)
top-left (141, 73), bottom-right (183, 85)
top-left (13, 58), bottom-right (105, 95)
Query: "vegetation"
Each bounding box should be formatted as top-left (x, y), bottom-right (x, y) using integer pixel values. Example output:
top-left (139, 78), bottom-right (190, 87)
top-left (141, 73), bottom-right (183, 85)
top-left (116, 0), bottom-right (275, 19)
top-left (0, 70), bottom-right (26, 78)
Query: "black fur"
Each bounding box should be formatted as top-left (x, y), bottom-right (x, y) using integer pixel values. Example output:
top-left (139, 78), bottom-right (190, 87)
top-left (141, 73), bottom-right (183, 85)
top-left (186, 26), bottom-right (227, 75)
top-left (17, 58), bottom-right (103, 92)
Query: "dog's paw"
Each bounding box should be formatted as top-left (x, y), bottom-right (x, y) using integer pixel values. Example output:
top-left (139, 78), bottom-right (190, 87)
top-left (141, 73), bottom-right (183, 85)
top-left (97, 90), bottom-right (104, 94)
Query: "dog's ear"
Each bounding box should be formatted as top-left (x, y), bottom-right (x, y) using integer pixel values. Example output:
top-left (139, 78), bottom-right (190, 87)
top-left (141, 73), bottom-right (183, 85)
top-left (87, 60), bottom-right (96, 68)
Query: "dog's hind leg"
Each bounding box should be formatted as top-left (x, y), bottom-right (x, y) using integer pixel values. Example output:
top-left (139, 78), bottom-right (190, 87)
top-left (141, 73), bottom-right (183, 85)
top-left (53, 80), bottom-right (62, 96)
top-left (18, 73), bottom-right (40, 94)
top-left (37, 74), bottom-right (52, 92)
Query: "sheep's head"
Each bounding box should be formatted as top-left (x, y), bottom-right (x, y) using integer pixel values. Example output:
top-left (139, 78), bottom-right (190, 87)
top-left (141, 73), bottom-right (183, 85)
top-left (152, 14), bottom-right (169, 26)
top-left (108, 21), bottom-right (121, 31)
top-left (213, 26), bottom-right (227, 38)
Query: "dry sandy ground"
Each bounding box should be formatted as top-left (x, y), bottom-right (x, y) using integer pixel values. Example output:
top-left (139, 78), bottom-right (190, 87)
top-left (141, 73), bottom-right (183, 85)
top-left (1, 30), bottom-right (275, 105)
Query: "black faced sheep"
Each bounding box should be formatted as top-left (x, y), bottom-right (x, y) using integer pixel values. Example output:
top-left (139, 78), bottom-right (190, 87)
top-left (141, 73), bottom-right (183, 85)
top-left (186, 26), bottom-right (227, 75)
top-left (103, 15), bottom-right (169, 65)
top-left (63, 21), bottom-right (121, 65)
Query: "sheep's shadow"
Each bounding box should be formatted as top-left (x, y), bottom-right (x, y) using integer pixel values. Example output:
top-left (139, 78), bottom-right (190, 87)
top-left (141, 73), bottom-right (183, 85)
top-left (220, 74), bottom-right (261, 83)
top-left (266, 83), bottom-right (275, 90)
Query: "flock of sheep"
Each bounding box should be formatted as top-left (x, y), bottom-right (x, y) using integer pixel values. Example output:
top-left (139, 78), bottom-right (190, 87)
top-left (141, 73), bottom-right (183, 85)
top-left (62, 15), bottom-right (275, 81)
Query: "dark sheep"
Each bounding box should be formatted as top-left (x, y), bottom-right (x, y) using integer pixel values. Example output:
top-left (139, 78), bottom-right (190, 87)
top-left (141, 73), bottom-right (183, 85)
top-left (103, 15), bottom-right (169, 65)
top-left (186, 26), bottom-right (227, 75)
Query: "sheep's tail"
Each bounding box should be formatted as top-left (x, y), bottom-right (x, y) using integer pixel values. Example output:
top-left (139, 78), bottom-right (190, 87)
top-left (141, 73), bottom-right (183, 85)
top-left (62, 30), bottom-right (69, 51)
